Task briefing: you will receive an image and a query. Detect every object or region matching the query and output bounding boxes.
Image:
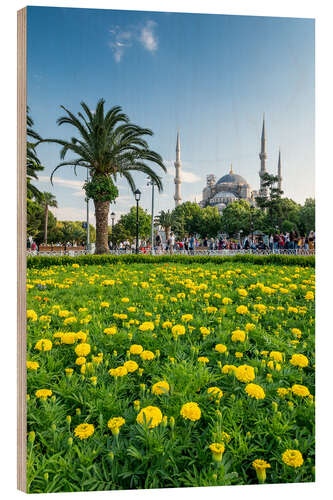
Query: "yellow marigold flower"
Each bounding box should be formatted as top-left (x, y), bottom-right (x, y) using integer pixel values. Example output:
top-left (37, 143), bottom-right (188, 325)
top-left (138, 321), bottom-right (155, 332)
top-left (162, 321), bottom-right (172, 329)
top-left (136, 406), bottom-right (163, 428)
top-left (290, 354), bottom-right (309, 368)
top-left (270, 351), bottom-right (283, 362)
top-left (305, 291), bottom-right (314, 300)
top-left (277, 387), bottom-right (289, 397)
top-left (180, 402), bottom-right (201, 421)
top-left (152, 380), bottom-right (170, 396)
top-left (207, 387), bottom-right (223, 400)
top-left (59, 310), bottom-right (71, 318)
top-left (107, 417), bottom-right (125, 435)
top-left (123, 360), bottom-right (139, 373)
top-left (291, 384), bottom-right (310, 397)
top-left (61, 332), bottom-right (77, 345)
top-left (75, 331), bottom-right (88, 342)
top-left (75, 357), bottom-right (86, 366)
top-left (215, 344), bottom-right (227, 353)
top-left (100, 302), bottom-right (109, 308)
top-left (231, 329), bottom-right (246, 343)
top-left (65, 368), bottom-right (73, 377)
top-left (35, 339), bottom-right (52, 351)
top-left (172, 324), bottom-right (186, 336)
top-left (133, 400), bottom-right (141, 411)
top-left (35, 389), bottom-right (52, 400)
top-left (204, 306), bottom-right (218, 313)
top-left (200, 326), bottom-right (210, 337)
top-left (64, 316), bottom-right (77, 325)
top-left (104, 326), bottom-right (117, 335)
top-left (181, 314), bottom-right (193, 322)
top-left (252, 459), bottom-right (271, 483)
top-left (253, 304), bottom-right (267, 314)
top-left (237, 288), bottom-right (248, 297)
top-left (245, 383), bottom-right (265, 400)
top-left (130, 344), bottom-right (143, 355)
top-left (221, 364), bottom-right (237, 374)
top-left (121, 297), bottom-right (130, 303)
top-left (109, 366), bottom-right (128, 377)
top-left (198, 356), bottom-right (209, 364)
top-left (39, 315), bottom-right (51, 322)
top-left (72, 263), bottom-right (79, 268)
top-left (102, 279), bottom-right (115, 286)
top-left (222, 297), bottom-right (232, 305)
top-left (27, 310), bottom-right (38, 321)
top-left (27, 361), bottom-right (39, 371)
top-left (127, 306), bottom-right (136, 312)
top-left (78, 307), bottom-right (88, 312)
top-left (245, 323), bottom-right (256, 331)
top-left (221, 431), bottom-right (231, 443)
top-left (236, 305), bottom-right (249, 315)
top-left (282, 449), bottom-right (304, 468)
top-left (75, 343), bottom-right (91, 357)
top-left (235, 364), bottom-right (255, 383)
top-left (140, 350), bottom-right (155, 361)
top-left (74, 423), bottom-right (95, 440)
top-left (209, 443), bottom-right (225, 462)
top-left (235, 352), bottom-right (243, 358)
top-left (291, 328), bottom-right (302, 338)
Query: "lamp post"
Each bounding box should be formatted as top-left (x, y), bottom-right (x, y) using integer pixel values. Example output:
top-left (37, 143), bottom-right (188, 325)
top-left (147, 179), bottom-right (155, 255)
top-left (86, 168), bottom-right (90, 253)
top-left (134, 189), bottom-right (141, 254)
top-left (110, 212), bottom-right (115, 250)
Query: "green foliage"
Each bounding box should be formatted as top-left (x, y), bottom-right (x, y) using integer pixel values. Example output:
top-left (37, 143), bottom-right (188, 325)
top-left (84, 176), bottom-right (119, 203)
top-left (27, 253), bottom-right (315, 269)
top-left (298, 199), bottom-right (315, 235)
top-left (111, 207), bottom-right (151, 243)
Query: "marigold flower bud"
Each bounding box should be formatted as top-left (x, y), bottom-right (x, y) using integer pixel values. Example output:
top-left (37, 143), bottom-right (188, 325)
top-left (28, 431), bottom-right (35, 443)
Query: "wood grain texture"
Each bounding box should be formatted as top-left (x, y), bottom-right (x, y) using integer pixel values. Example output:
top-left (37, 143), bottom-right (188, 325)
top-left (17, 6), bottom-right (27, 493)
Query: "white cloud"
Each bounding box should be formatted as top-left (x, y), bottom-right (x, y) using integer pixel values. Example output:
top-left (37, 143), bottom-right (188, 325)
top-left (139, 21), bottom-right (158, 52)
top-left (50, 206), bottom-right (96, 225)
top-left (166, 166), bottom-right (201, 183)
top-left (38, 175), bottom-right (84, 190)
top-left (108, 21), bottom-right (158, 62)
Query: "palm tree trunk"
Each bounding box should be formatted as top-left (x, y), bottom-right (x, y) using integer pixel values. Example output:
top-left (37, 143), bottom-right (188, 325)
top-left (94, 200), bottom-right (110, 254)
top-left (165, 226), bottom-right (170, 242)
top-left (44, 205), bottom-right (48, 244)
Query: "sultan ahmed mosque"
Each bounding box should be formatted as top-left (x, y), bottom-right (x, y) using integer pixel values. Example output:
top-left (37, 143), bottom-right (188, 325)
top-left (173, 116), bottom-right (283, 212)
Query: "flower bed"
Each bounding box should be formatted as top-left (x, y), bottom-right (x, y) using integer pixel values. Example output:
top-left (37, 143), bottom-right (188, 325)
top-left (26, 261), bottom-right (315, 492)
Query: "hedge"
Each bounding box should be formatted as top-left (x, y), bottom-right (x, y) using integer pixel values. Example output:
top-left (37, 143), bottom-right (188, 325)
top-left (27, 253), bottom-right (315, 269)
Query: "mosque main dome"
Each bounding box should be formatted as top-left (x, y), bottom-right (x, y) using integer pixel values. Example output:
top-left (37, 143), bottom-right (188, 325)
top-left (216, 172), bottom-right (248, 185)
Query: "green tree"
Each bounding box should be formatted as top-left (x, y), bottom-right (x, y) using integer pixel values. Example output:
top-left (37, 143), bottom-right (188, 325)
top-left (27, 107), bottom-right (44, 202)
top-left (298, 198), bottom-right (315, 235)
top-left (40, 192), bottom-right (58, 244)
top-left (198, 206), bottom-right (223, 238)
top-left (221, 200), bottom-right (254, 236)
top-left (39, 99), bottom-right (166, 254)
top-left (172, 202), bottom-right (203, 235)
top-left (117, 206), bottom-right (151, 241)
top-left (156, 210), bottom-right (174, 241)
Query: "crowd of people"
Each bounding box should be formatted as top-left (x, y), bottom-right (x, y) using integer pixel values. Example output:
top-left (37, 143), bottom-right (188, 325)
top-left (111, 230), bottom-right (315, 254)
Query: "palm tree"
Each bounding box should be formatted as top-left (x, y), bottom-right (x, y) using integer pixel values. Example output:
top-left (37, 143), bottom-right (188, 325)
top-left (156, 209), bottom-right (174, 242)
top-left (41, 192), bottom-right (58, 244)
top-left (27, 107), bottom-right (44, 201)
top-left (38, 99), bottom-right (166, 254)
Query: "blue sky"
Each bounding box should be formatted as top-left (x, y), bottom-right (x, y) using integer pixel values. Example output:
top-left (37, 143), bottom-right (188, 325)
top-left (28, 6), bottom-right (315, 223)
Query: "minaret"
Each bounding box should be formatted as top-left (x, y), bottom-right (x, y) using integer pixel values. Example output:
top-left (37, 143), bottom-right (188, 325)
top-left (259, 114), bottom-right (268, 197)
top-left (174, 131), bottom-right (182, 207)
top-left (277, 149), bottom-right (282, 192)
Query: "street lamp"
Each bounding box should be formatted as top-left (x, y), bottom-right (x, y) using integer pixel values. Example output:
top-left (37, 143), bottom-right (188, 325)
top-left (86, 168), bottom-right (90, 253)
top-left (147, 178), bottom-right (155, 255)
top-left (110, 212), bottom-right (116, 250)
top-left (134, 189), bottom-right (141, 254)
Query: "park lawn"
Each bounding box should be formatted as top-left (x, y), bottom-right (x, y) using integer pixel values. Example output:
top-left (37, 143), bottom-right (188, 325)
top-left (26, 262), bottom-right (315, 492)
